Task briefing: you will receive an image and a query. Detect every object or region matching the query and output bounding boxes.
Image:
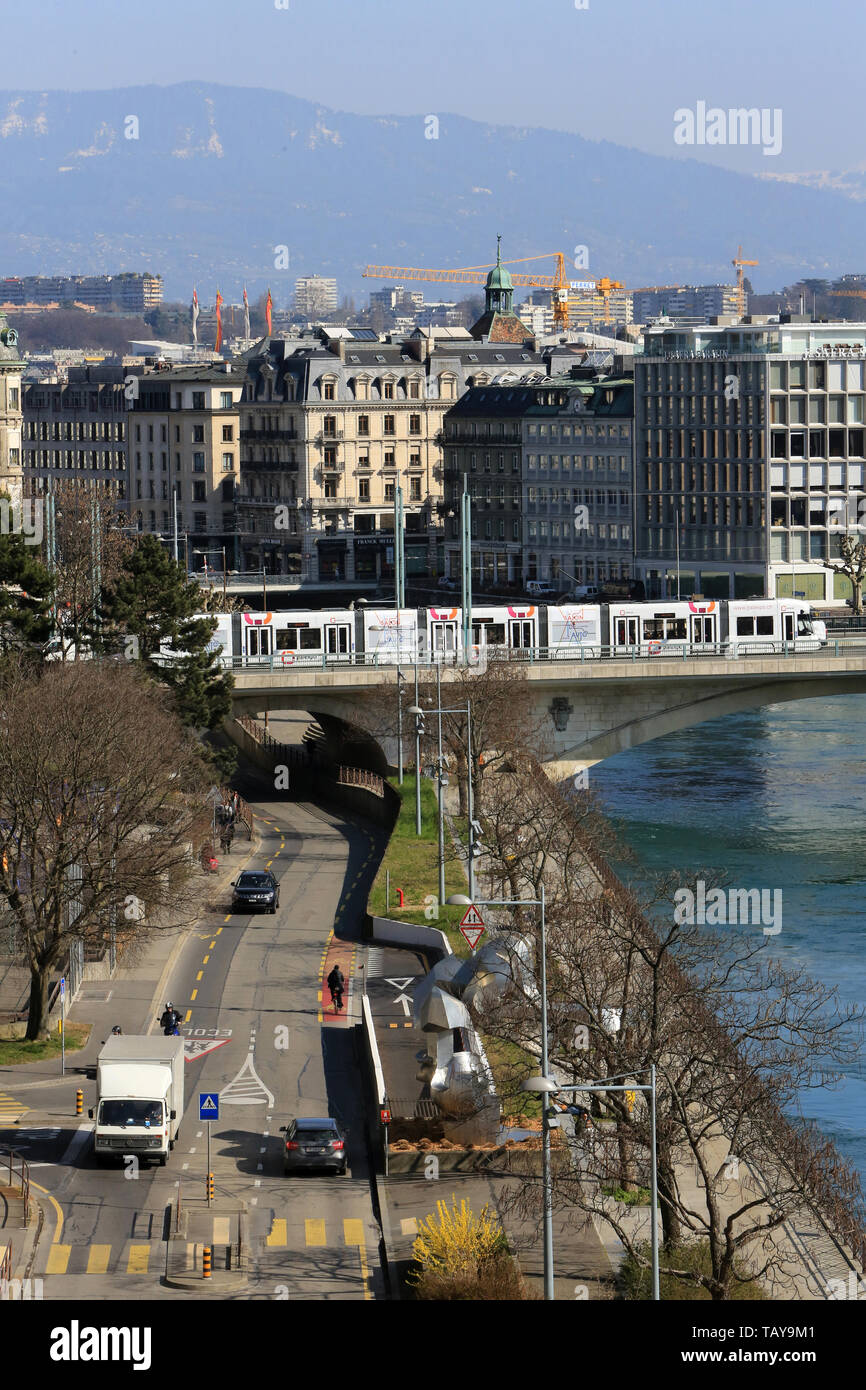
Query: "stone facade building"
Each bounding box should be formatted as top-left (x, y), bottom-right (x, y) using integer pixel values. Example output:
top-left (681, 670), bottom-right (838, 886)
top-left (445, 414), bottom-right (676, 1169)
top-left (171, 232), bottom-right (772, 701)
top-left (0, 311), bottom-right (24, 510)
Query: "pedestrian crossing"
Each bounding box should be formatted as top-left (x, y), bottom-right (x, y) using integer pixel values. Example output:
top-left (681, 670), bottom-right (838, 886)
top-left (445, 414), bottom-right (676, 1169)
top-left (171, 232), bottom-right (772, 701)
top-left (0, 1090), bottom-right (29, 1124)
top-left (42, 1242), bottom-right (157, 1276)
top-left (265, 1215), bottom-right (372, 1249)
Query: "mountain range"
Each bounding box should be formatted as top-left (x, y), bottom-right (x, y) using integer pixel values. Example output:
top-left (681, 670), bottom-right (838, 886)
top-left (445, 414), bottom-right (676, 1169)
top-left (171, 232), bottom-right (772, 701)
top-left (1, 83), bottom-right (864, 303)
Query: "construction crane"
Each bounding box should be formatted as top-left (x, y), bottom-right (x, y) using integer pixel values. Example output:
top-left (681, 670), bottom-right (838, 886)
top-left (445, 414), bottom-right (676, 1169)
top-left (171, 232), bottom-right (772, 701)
top-left (732, 246), bottom-right (759, 318)
top-left (362, 253), bottom-right (623, 332)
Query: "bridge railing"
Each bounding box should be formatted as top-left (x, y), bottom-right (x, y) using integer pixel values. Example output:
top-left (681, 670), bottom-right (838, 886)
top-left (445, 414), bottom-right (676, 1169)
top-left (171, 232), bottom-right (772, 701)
top-left (167, 635), bottom-right (866, 674)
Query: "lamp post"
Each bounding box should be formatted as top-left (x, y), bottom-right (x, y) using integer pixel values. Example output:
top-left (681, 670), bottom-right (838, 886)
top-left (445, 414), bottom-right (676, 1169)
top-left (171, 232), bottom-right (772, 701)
top-left (396, 669), bottom-right (405, 786)
top-left (448, 888), bottom-right (550, 1299)
top-left (426, 695), bottom-right (475, 903)
top-left (407, 703), bottom-right (424, 837)
top-left (521, 1066), bottom-right (661, 1302)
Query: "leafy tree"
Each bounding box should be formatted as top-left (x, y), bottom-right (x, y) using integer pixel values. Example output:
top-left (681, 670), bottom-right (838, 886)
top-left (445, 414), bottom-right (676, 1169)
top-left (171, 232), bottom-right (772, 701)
top-left (102, 534), bottom-right (232, 728)
top-left (813, 531), bottom-right (866, 613)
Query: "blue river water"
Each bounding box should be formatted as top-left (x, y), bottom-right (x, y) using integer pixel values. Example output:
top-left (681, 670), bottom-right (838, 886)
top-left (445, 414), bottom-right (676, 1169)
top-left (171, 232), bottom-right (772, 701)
top-left (589, 694), bottom-right (866, 1187)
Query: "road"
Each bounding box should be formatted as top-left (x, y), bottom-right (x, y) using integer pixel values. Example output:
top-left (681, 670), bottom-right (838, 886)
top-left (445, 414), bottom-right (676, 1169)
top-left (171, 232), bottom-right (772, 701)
top-left (8, 783), bottom-right (387, 1302)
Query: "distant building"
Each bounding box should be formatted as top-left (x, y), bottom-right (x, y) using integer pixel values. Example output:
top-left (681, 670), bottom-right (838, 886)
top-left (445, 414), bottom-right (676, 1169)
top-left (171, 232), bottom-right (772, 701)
top-left (0, 273), bottom-right (162, 314)
top-left (567, 287), bottom-right (633, 331)
top-left (22, 365), bottom-right (133, 513)
top-left (632, 284), bottom-right (740, 325)
top-left (294, 276), bottom-right (338, 319)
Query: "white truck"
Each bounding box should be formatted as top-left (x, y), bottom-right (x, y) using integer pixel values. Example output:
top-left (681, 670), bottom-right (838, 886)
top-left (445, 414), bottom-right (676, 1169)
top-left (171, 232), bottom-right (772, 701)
top-left (90, 1036), bottom-right (185, 1167)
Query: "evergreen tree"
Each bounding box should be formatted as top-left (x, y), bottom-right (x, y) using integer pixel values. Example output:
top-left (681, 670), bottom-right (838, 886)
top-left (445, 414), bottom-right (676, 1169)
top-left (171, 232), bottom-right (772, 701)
top-left (0, 501), bottom-right (53, 653)
top-left (102, 534), bottom-right (232, 728)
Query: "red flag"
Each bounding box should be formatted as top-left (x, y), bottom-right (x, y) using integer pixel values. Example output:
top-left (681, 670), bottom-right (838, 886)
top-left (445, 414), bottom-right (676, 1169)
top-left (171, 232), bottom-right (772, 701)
top-left (215, 290), bottom-right (223, 353)
top-left (266, 288), bottom-right (273, 336)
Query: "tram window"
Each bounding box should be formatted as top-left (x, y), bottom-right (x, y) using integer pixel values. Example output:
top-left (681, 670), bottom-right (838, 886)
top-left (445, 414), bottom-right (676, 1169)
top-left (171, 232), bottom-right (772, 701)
top-left (736, 617), bottom-right (754, 636)
top-left (643, 619), bottom-right (664, 640)
top-left (756, 616), bottom-right (774, 636)
top-left (275, 628), bottom-right (298, 650)
top-left (299, 630), bottom-right (322, 650)
top-left (487, 623), bottom-right (506, 643)
top-left (665, 619), bottom-right (687, 639)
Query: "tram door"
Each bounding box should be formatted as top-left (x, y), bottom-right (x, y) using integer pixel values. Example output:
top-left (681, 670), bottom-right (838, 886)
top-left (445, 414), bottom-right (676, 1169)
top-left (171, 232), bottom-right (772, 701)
top-left (326, 624), bottom-right (351, 659)
top-left (615, 617), bottom-right (638, 647)
top-left (431, 621), bottom-right (458, 657)
top-left (783, 611), bottom-right (795, 642)
top-left (246, 627), bottom-right (272, 660)
top-left (509, 619), bottom-right (535, 653)
top-left (689, 614), bottom-right (716, 645)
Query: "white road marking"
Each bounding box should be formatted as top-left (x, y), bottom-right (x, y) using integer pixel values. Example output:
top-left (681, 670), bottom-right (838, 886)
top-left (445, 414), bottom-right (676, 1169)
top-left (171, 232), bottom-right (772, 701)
top-left (59, 1123), bottom-right (93, 1166)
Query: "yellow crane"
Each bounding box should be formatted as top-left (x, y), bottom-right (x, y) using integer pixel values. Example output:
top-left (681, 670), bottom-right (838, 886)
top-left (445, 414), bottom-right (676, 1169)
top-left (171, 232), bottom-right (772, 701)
top-left (362, 253), bottom-right (624, 332)
top-left (732, 245), bottom-right (759, 317)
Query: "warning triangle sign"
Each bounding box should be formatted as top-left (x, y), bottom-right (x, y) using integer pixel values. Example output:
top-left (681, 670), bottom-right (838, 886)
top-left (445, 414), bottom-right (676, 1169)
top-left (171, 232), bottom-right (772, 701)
top-left (183, 1038), bottom-right (230, 1063)
top-left (459, 904), bottom-right (484, 928)
top-left (460, 925), bottom-right (485, 950)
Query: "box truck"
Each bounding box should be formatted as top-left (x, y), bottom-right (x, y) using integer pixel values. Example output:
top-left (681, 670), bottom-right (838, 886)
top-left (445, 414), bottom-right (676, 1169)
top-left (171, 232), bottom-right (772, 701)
top-left (90, 1036), bottom-right (185, 1166)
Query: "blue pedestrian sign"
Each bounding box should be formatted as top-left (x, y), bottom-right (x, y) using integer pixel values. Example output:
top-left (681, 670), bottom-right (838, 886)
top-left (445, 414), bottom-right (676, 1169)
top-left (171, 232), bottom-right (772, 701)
top-left (199, 1093), bottom-right (220, 1121)
top-left (60, 976), bottom-right (66, 1001)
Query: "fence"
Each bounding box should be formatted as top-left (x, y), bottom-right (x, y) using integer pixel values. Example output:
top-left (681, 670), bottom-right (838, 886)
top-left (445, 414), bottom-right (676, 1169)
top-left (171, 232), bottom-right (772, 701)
top-left (337, 766), bottom-right (385, 797)
top-left (0, 1148), bottom-right (31, 1223)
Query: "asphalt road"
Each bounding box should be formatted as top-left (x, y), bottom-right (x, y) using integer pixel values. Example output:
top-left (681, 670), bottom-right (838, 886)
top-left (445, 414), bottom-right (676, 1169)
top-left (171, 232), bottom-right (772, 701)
top-left (11, 779), bottom-right (388, 1302)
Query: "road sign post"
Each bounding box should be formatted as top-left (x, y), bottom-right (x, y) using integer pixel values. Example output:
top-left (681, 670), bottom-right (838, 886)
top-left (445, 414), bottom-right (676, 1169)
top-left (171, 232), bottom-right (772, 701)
top-left (458, 904), bottom-right (485, 951)
top-left (60, 976), bottom-right (66, 1076)
top-left (199, 1093), bottom-right (220, 1206)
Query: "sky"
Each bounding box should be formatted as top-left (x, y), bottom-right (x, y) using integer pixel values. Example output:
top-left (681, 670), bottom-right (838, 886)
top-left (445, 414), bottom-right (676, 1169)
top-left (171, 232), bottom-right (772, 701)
top-left (7, 0), bottom-right (865, 175)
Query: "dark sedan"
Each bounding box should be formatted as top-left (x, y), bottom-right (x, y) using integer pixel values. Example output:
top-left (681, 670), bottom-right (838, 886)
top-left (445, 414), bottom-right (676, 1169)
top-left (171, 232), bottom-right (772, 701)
top-left (280, 1116), bottom-right (347, 1175)
top-left (231, 870), bottom-right (280, 914)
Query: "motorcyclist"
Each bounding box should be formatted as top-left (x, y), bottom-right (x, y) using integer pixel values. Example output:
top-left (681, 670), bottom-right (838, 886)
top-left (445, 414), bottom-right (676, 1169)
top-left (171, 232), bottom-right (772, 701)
top-left (160, 1002), bottom-right (181, 1036)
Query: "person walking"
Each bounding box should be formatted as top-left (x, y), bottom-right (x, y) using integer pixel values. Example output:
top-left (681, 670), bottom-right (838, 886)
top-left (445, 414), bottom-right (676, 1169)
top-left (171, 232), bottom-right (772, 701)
top-left (326, 965), bottom-right (345, 1013)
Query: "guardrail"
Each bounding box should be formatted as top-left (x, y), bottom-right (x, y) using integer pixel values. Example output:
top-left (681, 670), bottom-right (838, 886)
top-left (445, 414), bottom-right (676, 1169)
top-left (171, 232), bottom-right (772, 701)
top-left (0, 1148), bottom-right (31, 1223)
top-left (337, 766), bottom-right (385, 797)
top-left (158, 637), bottom-right (866, 675)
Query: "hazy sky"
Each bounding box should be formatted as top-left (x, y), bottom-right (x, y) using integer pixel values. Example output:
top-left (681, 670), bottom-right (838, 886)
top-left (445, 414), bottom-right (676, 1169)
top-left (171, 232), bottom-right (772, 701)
top-left (9, 0), bottom-right (863, 175)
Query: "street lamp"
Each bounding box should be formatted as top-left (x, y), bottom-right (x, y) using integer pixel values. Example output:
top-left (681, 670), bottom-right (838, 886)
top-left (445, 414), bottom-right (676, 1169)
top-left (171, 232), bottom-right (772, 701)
top-left (396, 669), bottom-right (406, 786)
top-left (407, 704), bottom-right (425, 837)
top-left (521, 1065), bottom-right (661, 1302)
top-left (425, 695), bottom-right (476, 901)
top-left (449, 888), bottom-right (551, 1300)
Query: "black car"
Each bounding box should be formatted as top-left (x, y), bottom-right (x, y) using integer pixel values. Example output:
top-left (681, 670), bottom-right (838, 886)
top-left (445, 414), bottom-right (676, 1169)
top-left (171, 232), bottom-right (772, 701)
top-left (280, 1116), bottom-right (347, 1175)
top-left (231, 870), bottom-right (280, 914)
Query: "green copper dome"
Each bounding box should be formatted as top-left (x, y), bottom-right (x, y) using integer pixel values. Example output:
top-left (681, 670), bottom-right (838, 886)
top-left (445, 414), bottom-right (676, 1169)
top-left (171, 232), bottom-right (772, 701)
top-left (485, 236), bottom-right (513, 292)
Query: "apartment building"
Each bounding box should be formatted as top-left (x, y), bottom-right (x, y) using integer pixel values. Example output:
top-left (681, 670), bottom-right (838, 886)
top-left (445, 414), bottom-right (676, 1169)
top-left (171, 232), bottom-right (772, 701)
top-left (293, 276), bottom-right (338, 320)
top-left (568, 287), bottom-right (633, 331)
top-left (441, 376), bottom-right (634, 589)
top-left (131, 365), bottom-right (243, 562)
top-left (0, 273), bottom-right (162, 313)
top-left (632, 284), bottom-right (740, 326)
top-left (22, 365), bottom-right (134, 511)
top-left (0, 311), bottom-right (24, 509)
top-left (635, 314), bottom-right (866, 603)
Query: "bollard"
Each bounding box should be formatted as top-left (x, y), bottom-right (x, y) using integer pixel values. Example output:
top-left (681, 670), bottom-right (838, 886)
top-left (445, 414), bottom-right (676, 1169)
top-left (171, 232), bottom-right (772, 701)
top-left (202, 1245), bottom-right (212, 1280)
top-left (206, 1172), bottom-right (214, 1203)
top-left (75, 1089), bottom-right (83, 1116)
top-left (397, 888), bottom-right (404, 908)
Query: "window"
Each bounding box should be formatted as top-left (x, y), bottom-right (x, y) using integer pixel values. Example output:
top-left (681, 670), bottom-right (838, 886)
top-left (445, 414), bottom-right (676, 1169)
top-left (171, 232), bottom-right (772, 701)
top-left (384, 415), bottom-right (396, 435)
top-left (409, 414), bottom-right (421, 435)
top-left (384, 450), bottom-right (395, 468)
top-left (409, 379), bottom-right (421, 399)
top-left (193, 453), bottom-right (205, 472)
top-left (384, 482), bottom-right (395, 502)
top-left (323, 381), bottom-right (335, 400)
top-left (193, 482), bottom-right (207, 502)
top-left (324, 446), bottom-right (337, 467)
top-left (222, 425), bottom-right (234, 442)
top-left (194, 512), bottom-right (207, 532)
top-left (323, 416), bottom-right (337, 437)
top-left (220, 391), bottom-right (232, 409)
top-left (358, 451), bottom-right (370, 468)
top-left (382, 380), bottom-right (395, 400)
top-left (359, 478), bottom-right (370, 501)
top-left (409, 477), bottom-right (421, 500)
top-left (192, 392), bottom-right (206, 410)
top-left (409, 451), bottom-right (421, 468)
top-left (221, 453), bottom-right (234, 472)
top-left (358, 415), bottom-right (370, 436)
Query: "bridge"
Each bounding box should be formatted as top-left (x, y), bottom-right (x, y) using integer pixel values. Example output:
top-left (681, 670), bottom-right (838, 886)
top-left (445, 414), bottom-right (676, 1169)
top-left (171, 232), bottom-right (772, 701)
top-left (219, 640), bottom-right (866, 776)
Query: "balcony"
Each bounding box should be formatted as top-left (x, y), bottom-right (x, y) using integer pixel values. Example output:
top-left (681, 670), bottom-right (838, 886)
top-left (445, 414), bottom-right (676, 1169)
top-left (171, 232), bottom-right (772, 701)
top-left (317, 495), bottom-right (356, 509)
top-left (240, 455), bottom-right (299, 472)
top-left (314, 430), bottom-right (344, 444)
top-left (243, 427), bottom-right (298, 441)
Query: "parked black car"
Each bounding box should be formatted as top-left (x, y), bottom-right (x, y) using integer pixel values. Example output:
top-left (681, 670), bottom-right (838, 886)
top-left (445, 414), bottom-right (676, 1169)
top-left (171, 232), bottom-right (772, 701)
top-left (280, 1116), bottom-right (347, 1175)
top-left (231, 870), bottom-right (280, 914)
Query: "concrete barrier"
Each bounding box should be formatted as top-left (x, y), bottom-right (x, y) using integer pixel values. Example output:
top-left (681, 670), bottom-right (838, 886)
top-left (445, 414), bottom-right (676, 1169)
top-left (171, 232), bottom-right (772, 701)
top-left (368, 915), bottom-right (452, 958)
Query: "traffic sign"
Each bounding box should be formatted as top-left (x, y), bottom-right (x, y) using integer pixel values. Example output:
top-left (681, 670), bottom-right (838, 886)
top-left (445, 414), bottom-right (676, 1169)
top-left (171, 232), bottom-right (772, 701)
top-left (199, 1093), bottom-right (220, 1121)
top-left (460, 925), bottom-right (485, 951)
top-left (459, 904), bottom-right (484, 928)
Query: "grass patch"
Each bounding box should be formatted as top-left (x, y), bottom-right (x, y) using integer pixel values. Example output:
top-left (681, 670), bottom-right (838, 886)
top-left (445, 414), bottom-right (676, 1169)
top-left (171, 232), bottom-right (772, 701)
top-left (621, 1239), bottom-right (768, 1300)
top-left (369, 775), bottom-right (472, 957)
top-left (481, 1034), bottom-right (542, 1122)
top-left (0, 1021), bottom-right (91, 1065)
top-left (602, 1184), bottom-right (651, 1206)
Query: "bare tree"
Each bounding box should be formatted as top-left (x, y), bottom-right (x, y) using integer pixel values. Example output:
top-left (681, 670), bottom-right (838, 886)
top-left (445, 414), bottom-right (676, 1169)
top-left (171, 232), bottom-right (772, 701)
top-left (813, 530), bottom-right (866, 614)
top-left (45, 480), bottom-right (136, 658)
top-left (0, 658), bottom-right (211, 1038)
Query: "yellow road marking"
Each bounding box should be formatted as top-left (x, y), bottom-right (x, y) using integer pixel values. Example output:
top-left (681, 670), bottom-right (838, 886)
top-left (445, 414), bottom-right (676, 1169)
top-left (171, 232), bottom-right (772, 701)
top-left (203, 955), bottom-right (210, 964)
top-left (216, 927), bottom-right (223, 935)
top-left (213, 1217), bottom-right (231, 1244)
top-left (87, 1245), bottom-right (111, 1274)
top-left (184, 1010), bottom-right (192, 1023)
top-left (305, 1219), bottom-right (326, 1247)
top-left (343, 1219), bottom-right (364, 1244)
top-left (30, 1180), bottom-right (63, 1244)
top-left (266, 1218), bottom-right (287, 1247)
top-left (196, 971), bottom-right (203, 982)
top-left (46, 1244), bottom-right (71, 1274)
top-left (317, 1011), bottom-right (323, 1021)
top-left (266, 860), bottom-right (273, 868)
top-left (190, 989), bottom-right (198, 1001)
top-left (127, 1245), bottom-right (149, 1274)
top-left (389, 1023), bottom-right (398, 1029)
top-left (209, 941), bottom-right (216, 950)
top-left (317, 990), bottom-right (322, 1002)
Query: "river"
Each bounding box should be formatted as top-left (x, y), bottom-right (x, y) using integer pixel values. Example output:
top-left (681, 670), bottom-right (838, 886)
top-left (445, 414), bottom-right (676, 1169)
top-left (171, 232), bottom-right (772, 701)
top-left (590, 694), bottom-right (866, 1187)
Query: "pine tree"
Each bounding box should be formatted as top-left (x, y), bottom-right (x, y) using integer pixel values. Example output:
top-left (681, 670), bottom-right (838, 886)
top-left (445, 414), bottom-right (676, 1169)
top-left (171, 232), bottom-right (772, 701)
top-left (0, 502), bottom-right (53, 653)
top-left (102, 534), bottom-right (232, 728)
